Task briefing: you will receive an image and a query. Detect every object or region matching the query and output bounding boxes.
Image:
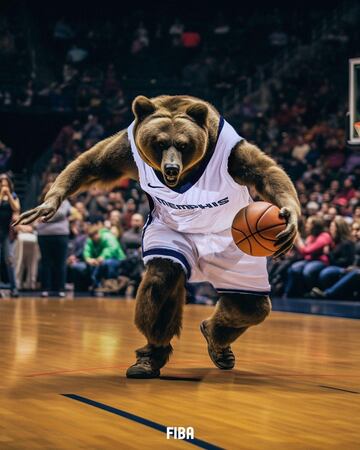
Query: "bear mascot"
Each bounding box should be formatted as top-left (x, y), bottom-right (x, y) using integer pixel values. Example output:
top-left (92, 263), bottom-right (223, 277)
top-left (15, 95), bottom-right (300, 378)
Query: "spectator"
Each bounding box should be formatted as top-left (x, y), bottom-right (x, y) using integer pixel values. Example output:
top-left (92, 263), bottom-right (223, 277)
top-left (82, 115), bottom-right (104, 142)
top-left (310, 225), bottom-right (360, 300)
top-left (67, 220), bottom-right (89, 291)
top-left (169, 18), bottom-right (184, 47)
top-left (81, 224), bottom-right (125, 292)
top-left (121, 213), bottom-right (144, 253)
top-left (36, 183), bottom-right (71, 297)
top-left (67, 45), bottom-right (88, 64)
top-left (122, 198), bottom-right (137, 230)
top-left (0, 173), bottom-right (20, 297)
top-left (308, 217), bottom-right (355, 296)
top-left (70, 201), bottom-right (89, 222)
top-left (107, 209), bottom-right (124, 239)
top-left (14, 223), bottom-right (39, 290)
top-left (284, 216), bottom-right (332, 298)
top-left (83, 186), bottom-right (109, 221)
top-left (0, 141), bottom-right (12, 171)
top-left (137, 192), bottom-right (150, 219)
top-left (52, 120), bottom-right (81, 157)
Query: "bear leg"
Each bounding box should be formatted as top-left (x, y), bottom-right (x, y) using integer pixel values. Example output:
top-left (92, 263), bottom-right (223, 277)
top-left (127, 258), bottom-right (186, 378)
top-left (201, 294), bottom-right (271, 370)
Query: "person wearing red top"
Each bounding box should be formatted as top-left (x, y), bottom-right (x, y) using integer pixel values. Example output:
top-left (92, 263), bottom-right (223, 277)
top-left (284, 216), bottom-right (333, 297)
top-left (333, 176), bottom-right (357, 206)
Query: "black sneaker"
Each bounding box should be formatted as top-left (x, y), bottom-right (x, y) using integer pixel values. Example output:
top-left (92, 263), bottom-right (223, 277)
top-left (200, 320), bottom-right (235, 370)
top-left (126, 344), bottom-right (173, 379)
top-left (10, 289), bottom-right (19, 298)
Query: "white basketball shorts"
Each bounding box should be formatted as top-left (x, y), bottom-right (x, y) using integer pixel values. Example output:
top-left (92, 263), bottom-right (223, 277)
top-left (142, 218), bottom-right (270, 296)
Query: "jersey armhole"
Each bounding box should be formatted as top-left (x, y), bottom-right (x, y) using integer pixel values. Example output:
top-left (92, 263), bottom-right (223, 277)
top-left (222, 138), bottom-right (246, 190)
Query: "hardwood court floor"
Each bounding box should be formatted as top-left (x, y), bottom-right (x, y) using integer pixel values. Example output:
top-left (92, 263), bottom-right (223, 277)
top-left (0, 297), bottom-right (359, 450)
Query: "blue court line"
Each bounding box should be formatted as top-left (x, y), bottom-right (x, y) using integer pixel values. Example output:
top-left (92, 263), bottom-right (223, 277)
top-left (62, 394), bottom-right (224, 450)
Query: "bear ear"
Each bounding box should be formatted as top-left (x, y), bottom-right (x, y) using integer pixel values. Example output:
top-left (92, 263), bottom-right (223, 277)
top-left (132, 96), bottom-right (156, 121)
top-left (186, 102), bottom-right (208, 127)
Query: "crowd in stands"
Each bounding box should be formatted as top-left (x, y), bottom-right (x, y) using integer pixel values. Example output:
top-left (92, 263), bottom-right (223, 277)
top-left (0, 5), bottom-right (342, 111)
top-left (0, 5), bottom-right (359, 301)
top-left (1, 93), bottom-right (359, 300)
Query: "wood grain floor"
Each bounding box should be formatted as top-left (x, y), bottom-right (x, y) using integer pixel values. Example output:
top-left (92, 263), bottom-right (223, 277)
top-left (0, 297), bottom-right (359, 449)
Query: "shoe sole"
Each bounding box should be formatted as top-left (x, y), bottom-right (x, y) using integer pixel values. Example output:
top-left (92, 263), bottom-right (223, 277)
top-left (126, 367), bottom-right (160, 379)
top-left (200, 321), bottom-right (234, 370)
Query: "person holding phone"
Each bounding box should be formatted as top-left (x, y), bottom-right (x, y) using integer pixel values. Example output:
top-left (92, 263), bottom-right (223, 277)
top-left (0, 173), bottom-right (20, 297)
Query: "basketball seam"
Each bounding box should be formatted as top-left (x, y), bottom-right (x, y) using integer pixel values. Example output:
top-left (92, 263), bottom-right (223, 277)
top-left (242, 208), bottom-right (253, 255)
top-left (244, 207), bottom-right (276, 253)
top-left (255, 204), bottom-right (274, 232)
top-left (232, 222), bottom-right (285, 243)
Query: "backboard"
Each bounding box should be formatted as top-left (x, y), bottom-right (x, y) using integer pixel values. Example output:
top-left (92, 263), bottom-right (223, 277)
top-left (349, 57), bottom-right (360, 145)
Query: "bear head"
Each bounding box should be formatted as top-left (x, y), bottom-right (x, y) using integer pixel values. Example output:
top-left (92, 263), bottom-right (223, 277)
top-left (132, 95), bottom-right (210, 187)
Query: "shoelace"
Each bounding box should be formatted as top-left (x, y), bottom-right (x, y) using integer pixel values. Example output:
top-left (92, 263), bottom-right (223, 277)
top-left (136, 355), bottom-right (153, 367)
top-left (215, 346), bottom-right (233, 359)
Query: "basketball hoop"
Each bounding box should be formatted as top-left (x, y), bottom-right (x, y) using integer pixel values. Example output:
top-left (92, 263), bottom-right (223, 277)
top-left (355, 122), bottom-right (360, 137)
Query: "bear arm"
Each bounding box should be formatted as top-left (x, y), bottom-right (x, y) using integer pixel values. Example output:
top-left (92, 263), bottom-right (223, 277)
top-left (228, 140), bottom-right (300, 215)
top-left (45, 130), bottom-right (138, 204)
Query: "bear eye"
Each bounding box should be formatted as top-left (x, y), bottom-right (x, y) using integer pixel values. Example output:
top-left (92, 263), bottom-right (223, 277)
top-left (177, 142), bottom-right (187, 151)
top-left (158, 141), bottom-right (167, 150)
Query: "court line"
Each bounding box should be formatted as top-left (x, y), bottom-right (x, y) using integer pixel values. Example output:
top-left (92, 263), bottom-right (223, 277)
top-left (62, 393), bottom-right (224, 450)
top-left (319, 385), bottom-right (359, 394)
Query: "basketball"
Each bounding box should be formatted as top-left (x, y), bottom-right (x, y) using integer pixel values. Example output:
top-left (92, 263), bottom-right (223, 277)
top-left (231, 202), bottom-right (287, 257)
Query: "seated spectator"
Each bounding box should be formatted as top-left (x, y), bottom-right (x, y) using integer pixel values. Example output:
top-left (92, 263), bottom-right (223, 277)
top-left (313, 217), bottom-right (355, 291)
top-left (310, 219), bottom-right (360, 300)
top-left (333, 176), bottom-right (357, 206)
top-left (73, 224), bottom-right (126, 293)
top-left (83, 186), bottom-right (109, 221)
top-left (107, 209), bottom-right (124, 239)
top-left (122, 198), bottom-right (137, 230)
top-left (284, 216), bottom-right (332, 298)
top-left (137, 192), bottom-right (150, 219)
top-left (70, 201), bottom-right (89, 222)
top-left (67, 220), bottom-right (89, 291)
top-left (82, 114), bottom-right (104, 142)
top-left (269, 246), bottom-right (301, 296)
top-left (121, 213), bottom-right (144, 253)
top-left (67, 45), bottom-right (88, 64)
top-left (107, 191), bottom-right (125, 213)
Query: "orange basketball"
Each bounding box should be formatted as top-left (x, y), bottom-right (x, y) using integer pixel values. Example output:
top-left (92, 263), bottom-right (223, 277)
top-left (231, 202), bottom-right (287, 257)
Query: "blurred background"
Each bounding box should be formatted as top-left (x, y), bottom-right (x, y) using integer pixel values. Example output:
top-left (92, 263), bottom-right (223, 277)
top-left (0, 0), bottom-right (359, 302)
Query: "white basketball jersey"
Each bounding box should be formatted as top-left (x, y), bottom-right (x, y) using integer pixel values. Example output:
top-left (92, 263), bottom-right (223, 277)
top-left (127, 117), bottom-right (253, 234)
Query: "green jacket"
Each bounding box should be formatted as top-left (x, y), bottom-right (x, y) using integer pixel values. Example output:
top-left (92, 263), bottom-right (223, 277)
top-left (83, 228), bottom-right (126, 261)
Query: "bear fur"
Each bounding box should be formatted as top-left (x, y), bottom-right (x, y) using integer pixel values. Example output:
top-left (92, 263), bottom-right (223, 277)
top-left (15, 95), bottom-right (300, 377)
